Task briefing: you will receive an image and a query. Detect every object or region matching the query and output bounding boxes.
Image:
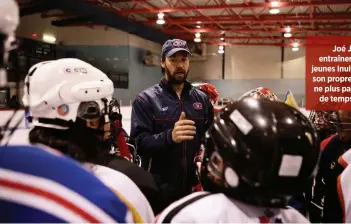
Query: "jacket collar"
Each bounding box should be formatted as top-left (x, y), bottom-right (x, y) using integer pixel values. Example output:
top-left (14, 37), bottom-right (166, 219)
top-left (159, 77), bottom-right (193, 98)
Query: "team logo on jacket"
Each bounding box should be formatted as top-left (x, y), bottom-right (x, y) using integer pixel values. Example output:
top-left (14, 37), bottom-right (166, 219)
top-left (193, 102), bottom-right (203, 110)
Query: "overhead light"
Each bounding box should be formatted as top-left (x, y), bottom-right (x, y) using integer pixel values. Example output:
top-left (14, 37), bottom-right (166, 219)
top-left (285, 26), bottom-right (291, 33)
top-left (292, 42), bottom-right (299, 48)
top-left (157, 13), bottom-right (164, 19)
top-left (156, 13), bottom-right (165, 24)
top-left (194, 37), bottom-right (201, 42)
top-left (270, 0), bottom-right (279, 8)
top-left (292, 47), bottom-right (299, 51)
top-left (284, 33), bottom-right (292, 38)
top-left (156, 19), bottom-right (165, 24)
top-left (196, 25), bottom-right (201, 28)
top-left (218, 45), bottom-right (224, 54)
top-left (196, 21), bottom-right (201, 24)
top-left (195, 32), bottom-right (201, 38)
top-left (269, 8), bottom-right (280, 14)
top-left (220, 37), bottom-right (224, 41)
top-left (42, 34), bottom-right (56, 43)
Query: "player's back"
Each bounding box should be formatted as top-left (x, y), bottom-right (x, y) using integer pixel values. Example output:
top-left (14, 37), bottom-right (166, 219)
top-left (107, 156), bottom-right (164, 214)
top-left (338, 150), bottom-right (351, 222)
top-left (0, 145), bottom-right (132, 223)
top-left (83, 163), bottom-right (155, 223)
top-left (155, 192), bottom-right (309, 223)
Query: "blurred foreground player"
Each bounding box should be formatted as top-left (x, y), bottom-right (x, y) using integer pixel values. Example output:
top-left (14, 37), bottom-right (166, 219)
top-left (0, 1), bottom-right (132, 222)
top-left (155, 97), bottom-right (320, 223)
top-left (241, 87), bottom-right (311, 215)
top-left (23, 58), bottom-right (158, 222)
top-left (337, 149), bottom-right (351, 223)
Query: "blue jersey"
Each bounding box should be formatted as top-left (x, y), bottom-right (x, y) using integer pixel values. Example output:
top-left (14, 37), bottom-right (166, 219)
top-left (0, 145), bottom-right (131, 223)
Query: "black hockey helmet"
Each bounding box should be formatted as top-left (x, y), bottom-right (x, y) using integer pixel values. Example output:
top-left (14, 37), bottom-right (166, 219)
top-left (200, 96), bottom-right (320, 208)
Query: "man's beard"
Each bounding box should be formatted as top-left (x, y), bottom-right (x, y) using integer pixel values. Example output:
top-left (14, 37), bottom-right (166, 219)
top-left (165, 66), bottom-right (189, 84)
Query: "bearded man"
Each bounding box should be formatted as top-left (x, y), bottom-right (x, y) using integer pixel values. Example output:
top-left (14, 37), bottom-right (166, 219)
top-left (131, 39), bottom-right (214, 206)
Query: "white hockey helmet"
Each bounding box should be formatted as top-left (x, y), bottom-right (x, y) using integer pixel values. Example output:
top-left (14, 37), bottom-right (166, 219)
top-left (22, 58), bottom-right (114, 129)
top-left (0, 0), bottom-right (19, 85)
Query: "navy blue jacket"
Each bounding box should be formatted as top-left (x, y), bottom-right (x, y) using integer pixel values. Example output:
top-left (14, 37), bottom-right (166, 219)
top-left (131, 78), bottom-right (214, 198)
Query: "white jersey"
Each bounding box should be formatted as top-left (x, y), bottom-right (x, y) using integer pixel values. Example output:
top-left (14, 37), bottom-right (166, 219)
top-left (338, 149), bottom-right (351, 168)
top-left (337, 149), bottom-right (351, 222)
top-left (83, 163), bottom-right (155, 223)
top-left (155, 192), bottom-right (309, 223)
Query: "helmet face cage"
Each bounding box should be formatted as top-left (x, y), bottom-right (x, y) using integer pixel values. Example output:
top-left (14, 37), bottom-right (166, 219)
top-left (108, 98), bottom-right (122, 122)
top-left (241, 87), bottom-right (279, 102)
top-left (329, 111), bottom-right (351, 133)
top-left (310, 110), bottom-right (330, 129)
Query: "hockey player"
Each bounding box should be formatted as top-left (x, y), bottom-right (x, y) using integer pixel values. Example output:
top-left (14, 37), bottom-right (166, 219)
top-left (0, 1), bottom-right (133, 222)
top-left (105, 98), bottom-right (132, 161)
top-left (22, 58), bottom-right (158, 222)
top-left (155, 97), bottom-right (320, 223)
top-left (312, 110), bottom-right (351, 223)
top-left (337, 149), bottom-right (351, 223)
top-left (197, 83), bottom-right (219, 105)
top-left (240, 87), bottom-right (280, 101)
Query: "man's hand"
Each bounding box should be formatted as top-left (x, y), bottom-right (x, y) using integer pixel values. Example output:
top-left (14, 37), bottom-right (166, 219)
top-left (172, 112), bottom-right (196, 143)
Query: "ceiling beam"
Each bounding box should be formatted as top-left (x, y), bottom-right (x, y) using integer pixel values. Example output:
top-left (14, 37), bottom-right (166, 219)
top-left (163, 27), bottom-right (351, 33)
top-left (207, 42), bottom-right (304, 47)
top-left (55, 0), bottom-right (174, 44)
top-left (144, 13), bottom-right (351, 24)
top-left (119, 0), bottom-right (351, 14)
top-left (179, 35), bottom-right (306, 40)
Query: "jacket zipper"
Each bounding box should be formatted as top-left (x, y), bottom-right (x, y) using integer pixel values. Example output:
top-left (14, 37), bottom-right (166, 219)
top-left (180, 98), bottom-right (187, 191)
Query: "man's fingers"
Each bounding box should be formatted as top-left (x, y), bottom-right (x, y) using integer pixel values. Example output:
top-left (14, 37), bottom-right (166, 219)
top-left (177, 135), bottom-right (194, 141)
top-left (177, 120), bottom-right (195, 126)
top-left (177, 130), bottom-right (196, 136)
top-left (175, 125), bottom-right (196, 132)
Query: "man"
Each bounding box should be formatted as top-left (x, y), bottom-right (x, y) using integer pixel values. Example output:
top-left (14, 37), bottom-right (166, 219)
top-left (155, 97), bottom-right (320, 223)
top-left (131, 39), bottom-right (214, 205)
top-left (0, 1), bottom-right (132, 222)
top-left (312, 110), bottom-right (351, 223)
top-left (22, 58), bottom-right (157, 222)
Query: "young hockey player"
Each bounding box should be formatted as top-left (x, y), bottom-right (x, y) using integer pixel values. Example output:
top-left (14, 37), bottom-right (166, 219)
top-left (155, 97), bottom-right (320, 223)
top-left (22, 58), bottom-right (159, 222)
top-left (240, 87), bottom-right (280, 101)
